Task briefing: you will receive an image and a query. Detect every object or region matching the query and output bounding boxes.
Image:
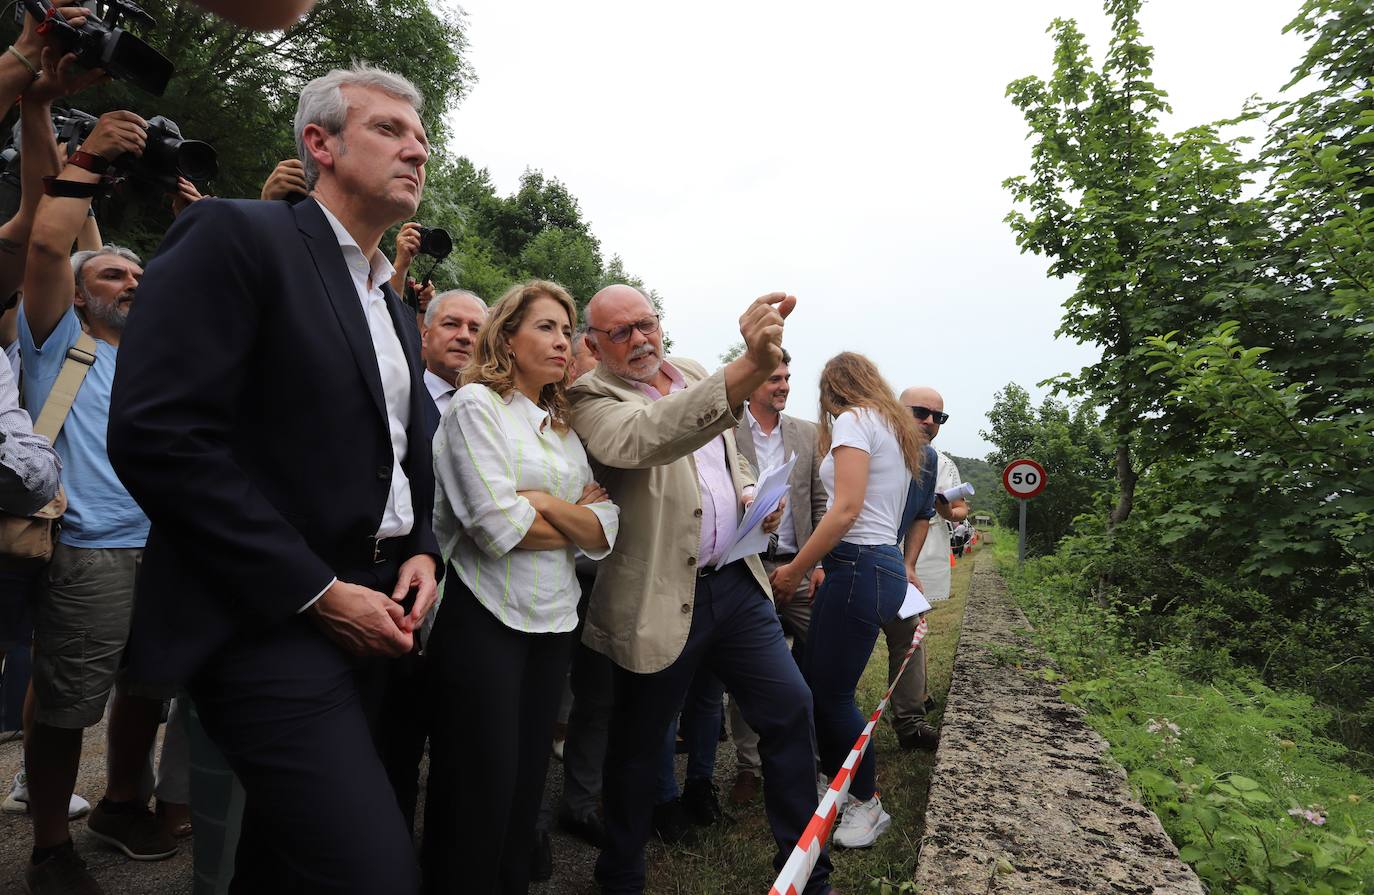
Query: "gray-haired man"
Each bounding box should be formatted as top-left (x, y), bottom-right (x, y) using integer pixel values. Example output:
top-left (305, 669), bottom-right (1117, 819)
top-left (108, 66), bottom-right (441, 893)
top-left (420, 288), bottom-right (485, 415)
top-left (18, 105), bottom-right (187, 893)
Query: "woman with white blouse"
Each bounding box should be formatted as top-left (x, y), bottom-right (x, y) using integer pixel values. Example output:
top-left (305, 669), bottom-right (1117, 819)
top-left (422, 280), bottom-right (619, 894)
top-left (768, 352), bottom-right (928, 851)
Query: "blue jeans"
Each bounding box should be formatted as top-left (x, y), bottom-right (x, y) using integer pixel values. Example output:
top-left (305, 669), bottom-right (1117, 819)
top-left (803, 541), bottom-right (906, 802)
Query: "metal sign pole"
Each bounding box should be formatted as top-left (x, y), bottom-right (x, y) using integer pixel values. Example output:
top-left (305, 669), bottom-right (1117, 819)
top-left (1018, 499), bottom-right (1027, 567)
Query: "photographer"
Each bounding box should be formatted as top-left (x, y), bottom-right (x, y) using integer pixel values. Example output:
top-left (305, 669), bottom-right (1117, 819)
top-left (390, 221), bottom-right (444, 322)
top-left (18, 109), bottom-right (184, 894)
top-left (0, 8), bottom-right (106, 304)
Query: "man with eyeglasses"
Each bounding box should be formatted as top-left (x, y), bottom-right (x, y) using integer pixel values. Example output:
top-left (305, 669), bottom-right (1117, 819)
top-left (568, 284), bottom-right (834, 895)
top-left (883, 385), bottom-right (967, 751)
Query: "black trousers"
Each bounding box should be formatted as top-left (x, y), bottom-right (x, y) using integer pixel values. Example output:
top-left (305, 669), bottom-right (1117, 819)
top-left (189, 560), bottom-right (418, 895)
top-left (421, 573), bottom-right (574, 894)
top-left (356, 643), bottom-right (428, 835)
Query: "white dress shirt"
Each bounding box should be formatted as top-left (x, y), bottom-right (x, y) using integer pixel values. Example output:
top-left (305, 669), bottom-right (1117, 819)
top-left (745, 405), bottom-right (796, 554)
top-left (433, 383), bottom-right (619, 633)
top-left (299, 201), bottom-right (416, 613)
top-left (316, 200), bottom-right (413, 539)
top-left (424, 368), bottom-right (457, 417)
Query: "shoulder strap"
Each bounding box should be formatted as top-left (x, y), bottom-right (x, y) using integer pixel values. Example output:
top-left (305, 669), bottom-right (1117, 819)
top-left (32, 331), bottom-right (97, 443)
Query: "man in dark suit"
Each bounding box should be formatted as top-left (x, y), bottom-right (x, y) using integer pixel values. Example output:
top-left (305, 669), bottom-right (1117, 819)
top-left (107, 66), bottom-right (439, 894)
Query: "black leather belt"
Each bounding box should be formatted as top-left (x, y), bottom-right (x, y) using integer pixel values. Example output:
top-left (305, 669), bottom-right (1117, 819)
top-left (345, 535), bottom-right (403, 568)
top-left (768, 552), bottom-right (797, 564)
top-left (697, 558), bottom-right (739, 578)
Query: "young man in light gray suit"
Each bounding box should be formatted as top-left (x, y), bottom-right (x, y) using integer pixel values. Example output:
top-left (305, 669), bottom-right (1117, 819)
top-left (726, 348), bottom-right (827, 805)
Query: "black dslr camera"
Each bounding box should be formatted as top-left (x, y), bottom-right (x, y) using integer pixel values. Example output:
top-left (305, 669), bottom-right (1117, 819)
top-left (21, 0), bottom-right (174, 96)
top-left (53, 109), bottom-right (217, 191)
top-left (402, 226), bottom-right (453, 311)
top-left (133, 116), bottom-right (217, 189)
top-left (417, 226), bottom-right (452, 260)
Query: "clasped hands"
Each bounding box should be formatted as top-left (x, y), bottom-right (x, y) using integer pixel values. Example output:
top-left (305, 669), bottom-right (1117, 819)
top-left (308, 554), bottom-right (438, 658)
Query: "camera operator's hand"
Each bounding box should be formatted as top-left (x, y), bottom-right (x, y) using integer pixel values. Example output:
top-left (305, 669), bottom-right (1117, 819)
top-left (13, 6), bottom-right (90, 65)
top-left (393, 222), bottom-right (421, 274)
top-left (81, 111), bottom-right (148, 162)
top-left (171, 177), bottom-right (206, 217)
top-left (415, 279), bottom-right (434, 315)
top-left (260, 159), bottom-right (307, 201)
top-left (24, 47), bottom-right (108, 106)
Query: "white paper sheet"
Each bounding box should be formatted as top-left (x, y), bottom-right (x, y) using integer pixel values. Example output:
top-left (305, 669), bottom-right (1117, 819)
top-left (715, 454), bottom-right (797, 569)
top-left (937, 482), bottom-right (975, 504)
top-left (897, 583), bottom-right (931, 620)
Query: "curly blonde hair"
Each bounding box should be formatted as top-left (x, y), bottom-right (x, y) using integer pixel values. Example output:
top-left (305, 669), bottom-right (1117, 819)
top-left (461, 280), bottom-right (578, 432)
top-left (817, 351), bottom-right (927, 479)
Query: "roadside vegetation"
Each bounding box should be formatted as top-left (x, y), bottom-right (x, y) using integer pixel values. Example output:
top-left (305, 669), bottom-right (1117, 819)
top-left (998, 537), bottom-right (1374, 893)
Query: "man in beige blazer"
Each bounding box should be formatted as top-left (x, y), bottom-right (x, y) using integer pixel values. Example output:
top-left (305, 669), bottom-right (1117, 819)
top-left (569, 285), bottom-right (834, 895)
top-left (727, 347), bottom-right (827, 805)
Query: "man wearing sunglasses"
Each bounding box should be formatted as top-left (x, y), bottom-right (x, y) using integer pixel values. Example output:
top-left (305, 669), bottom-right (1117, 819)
top-left (883, 386), bottom-right (967, 751)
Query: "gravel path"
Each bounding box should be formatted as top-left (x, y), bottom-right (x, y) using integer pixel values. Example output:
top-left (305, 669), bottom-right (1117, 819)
top-left (0, 708), bottom-right (741, 894)
top-left (915, 563), bottom-right (1204, 894)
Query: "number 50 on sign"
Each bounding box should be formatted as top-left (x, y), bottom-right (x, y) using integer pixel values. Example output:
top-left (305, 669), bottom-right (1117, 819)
top-left (1002, 458), bottom-right (1047, 565)
top-left (1002, 458), bottom-right (1047, 499)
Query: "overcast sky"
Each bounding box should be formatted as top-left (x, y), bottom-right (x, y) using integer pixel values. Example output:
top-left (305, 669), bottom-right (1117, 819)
top-left (443, 0), bottom-right (1306, 458)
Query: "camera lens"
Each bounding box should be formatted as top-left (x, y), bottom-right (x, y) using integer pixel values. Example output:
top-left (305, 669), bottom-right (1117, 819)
top-left (418, 227), bottom-right (452, 259)
top-left (175, 141), bottom-right (217, 182)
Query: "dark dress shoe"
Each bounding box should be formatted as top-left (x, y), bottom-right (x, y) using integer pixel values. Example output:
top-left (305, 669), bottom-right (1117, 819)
top-left (531, 831), bottom-right (552, 882)
top-left (728, 770), bottom-right (761, 805)
top-left (897, 719), bottom-right (939, 751)
top-left (651, 797), bottom-right (697, 845)
top-left (557, 806), bottom-right (606, 848)
top-left (681, 777), bottom-right (732, 826)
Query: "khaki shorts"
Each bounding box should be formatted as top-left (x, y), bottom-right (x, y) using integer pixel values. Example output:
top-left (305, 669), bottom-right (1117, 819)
top-left (32, 544), bottom-right (143, 729)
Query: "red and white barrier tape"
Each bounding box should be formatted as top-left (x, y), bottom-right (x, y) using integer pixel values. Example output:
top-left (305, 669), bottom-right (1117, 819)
top-left (767, 615), bottom-right (929, 895)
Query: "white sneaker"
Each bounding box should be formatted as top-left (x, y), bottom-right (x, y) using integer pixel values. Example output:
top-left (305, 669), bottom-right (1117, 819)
top-left (2, 769), bottom-right (91, 819)
top-left (816, 774), bottom-right (831, 805)
top-left (832, 793), bottom-right (891, 848)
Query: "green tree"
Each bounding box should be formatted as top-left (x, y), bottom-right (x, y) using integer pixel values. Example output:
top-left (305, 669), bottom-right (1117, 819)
top-left (1004, 0), bottom-right (1267, 528)
top-left (980, 383), bottom-right (1111, 555)
top-left (0, 0), bottom-right (473, 257)
top-left (518, 228), bottom-right (603, 305)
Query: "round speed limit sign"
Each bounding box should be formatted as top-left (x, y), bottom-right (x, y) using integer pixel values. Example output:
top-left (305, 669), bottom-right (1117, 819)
top-left (1002, 458), bottom-right (1047, 499)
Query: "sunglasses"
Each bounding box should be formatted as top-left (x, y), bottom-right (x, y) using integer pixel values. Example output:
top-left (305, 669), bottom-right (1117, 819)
top-left (587, 315), bottom-right (660, 345)
top-left (910, 405), bottom-right (950, 425)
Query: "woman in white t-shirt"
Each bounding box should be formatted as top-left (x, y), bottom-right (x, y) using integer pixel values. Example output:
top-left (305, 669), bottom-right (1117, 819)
top-left (768, 351), bottom-right (927, 850)
top-left (424, 280), bottom-right (619, 893)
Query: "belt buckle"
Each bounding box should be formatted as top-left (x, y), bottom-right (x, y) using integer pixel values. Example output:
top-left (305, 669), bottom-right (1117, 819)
top-left (371, 537), bottom-right (386, 564)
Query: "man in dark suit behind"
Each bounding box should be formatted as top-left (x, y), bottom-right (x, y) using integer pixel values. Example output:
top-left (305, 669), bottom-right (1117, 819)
top-left (107, 65), bottom-right (440, 893)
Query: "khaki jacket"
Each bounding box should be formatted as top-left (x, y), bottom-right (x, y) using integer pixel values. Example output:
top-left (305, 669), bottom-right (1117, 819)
top-left (568, 357), bottom-right (771, 673)
top-left (734, 411), bottom-right (826, 552)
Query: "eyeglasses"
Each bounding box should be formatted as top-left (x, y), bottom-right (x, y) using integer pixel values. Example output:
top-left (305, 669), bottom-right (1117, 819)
top-left (587, 315), bottom-right (660, 345)
top-left (910, 405), bottom-right (950, 425)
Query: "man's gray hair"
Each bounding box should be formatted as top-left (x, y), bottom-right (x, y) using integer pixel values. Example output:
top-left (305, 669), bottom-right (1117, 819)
top-left (424, 289), bottom-right (485, 327)
top-left (571, 324), bottom-right (591, 357)
top-left (71, 245), bottom-right (141, 297)
top-left (294, 65), bottom-right (424, 190)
